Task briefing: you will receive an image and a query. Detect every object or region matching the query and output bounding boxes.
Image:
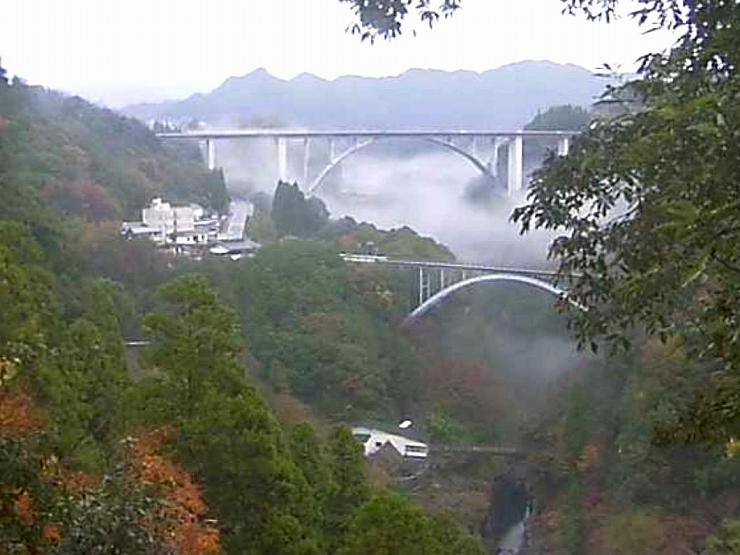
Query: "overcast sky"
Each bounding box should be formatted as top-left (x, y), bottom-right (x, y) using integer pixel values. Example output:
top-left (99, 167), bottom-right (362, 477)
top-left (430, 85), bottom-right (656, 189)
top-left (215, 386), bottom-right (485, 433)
top-left (1, 0), bottom-right (674, 107)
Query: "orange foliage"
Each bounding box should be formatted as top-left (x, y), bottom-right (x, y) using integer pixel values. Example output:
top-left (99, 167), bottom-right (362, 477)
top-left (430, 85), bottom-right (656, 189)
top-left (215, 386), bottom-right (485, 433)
top-left (0, 390), bottom-right (45, 439)
top-left (13, 491), bottom-right (35, 526)
top-left (129, 428), bottom-right (221, 555)
top-left (53, 468), bottom-right (98, 495)
top-left (42, 523), bottom-right (61, 545)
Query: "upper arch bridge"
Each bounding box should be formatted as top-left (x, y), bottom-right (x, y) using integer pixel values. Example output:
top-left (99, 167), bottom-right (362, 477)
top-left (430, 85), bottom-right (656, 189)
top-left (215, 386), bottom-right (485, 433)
top-left (157, 129), bottom-right (575, 198)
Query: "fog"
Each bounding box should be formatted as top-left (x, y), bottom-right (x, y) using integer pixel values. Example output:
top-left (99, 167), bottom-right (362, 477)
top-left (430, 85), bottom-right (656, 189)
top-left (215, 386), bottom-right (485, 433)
top-left (217, 139), bottom-right (560, 266)
top-left (322, 150), bottom-right (557, 266)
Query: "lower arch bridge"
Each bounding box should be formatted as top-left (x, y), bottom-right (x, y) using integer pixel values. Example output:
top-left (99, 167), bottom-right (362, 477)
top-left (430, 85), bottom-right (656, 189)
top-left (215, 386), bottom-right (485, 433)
top-left (339, 253), bottom-right (574, 325)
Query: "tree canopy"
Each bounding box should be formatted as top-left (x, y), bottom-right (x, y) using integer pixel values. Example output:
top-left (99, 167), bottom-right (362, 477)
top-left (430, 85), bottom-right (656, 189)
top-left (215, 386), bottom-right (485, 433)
top-left (511, 0), bottom-right (740, 445)
top-left (344, 0), bottom-right (740, 447)
top-left (342, 0), bottom-right (697, 42)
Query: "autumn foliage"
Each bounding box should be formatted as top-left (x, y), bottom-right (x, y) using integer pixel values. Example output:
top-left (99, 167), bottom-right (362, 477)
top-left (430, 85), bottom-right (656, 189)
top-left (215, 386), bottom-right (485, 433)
top-left (0, 371), bottom-right (220, 554)
top-left (0, 389), bottom-right (45, 439)
top-left (129, 428), bottom-right (221, 555)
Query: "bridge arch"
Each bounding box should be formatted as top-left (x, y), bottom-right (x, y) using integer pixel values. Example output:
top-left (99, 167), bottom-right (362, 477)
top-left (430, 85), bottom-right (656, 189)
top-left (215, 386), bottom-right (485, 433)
top-left (307, 137), bottom-right (499, 195)
top-left (403, 273), bottom-right (571, 326)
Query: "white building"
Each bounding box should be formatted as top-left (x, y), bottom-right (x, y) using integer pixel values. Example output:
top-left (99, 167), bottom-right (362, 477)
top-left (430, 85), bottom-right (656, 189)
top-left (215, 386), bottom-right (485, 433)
top-left (141, 198), bottom-right (204, 236)
top-left (351, 427), bottom-right (429, 459)
top-left (122, 198), bottom-right (218, 249)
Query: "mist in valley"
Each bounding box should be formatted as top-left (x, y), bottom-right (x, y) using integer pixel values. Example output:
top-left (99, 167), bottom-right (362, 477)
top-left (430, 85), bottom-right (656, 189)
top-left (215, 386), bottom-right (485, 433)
top-left (214, 137), bottom-right (590, 431)
top-left (217, 138), bottom-right (561, 266)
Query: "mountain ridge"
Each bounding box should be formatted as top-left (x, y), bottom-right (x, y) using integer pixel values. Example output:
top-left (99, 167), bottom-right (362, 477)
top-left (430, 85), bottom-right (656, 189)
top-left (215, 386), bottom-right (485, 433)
top-left (123, 60), bottom-right (606, 129)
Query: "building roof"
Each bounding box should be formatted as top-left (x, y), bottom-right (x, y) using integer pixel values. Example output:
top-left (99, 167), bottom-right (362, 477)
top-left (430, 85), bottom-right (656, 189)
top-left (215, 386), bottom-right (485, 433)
top-left (209, 239), bottom-right (261, 255)
top-left (121, 222), bottom-right (160, 235)
top-left (351, 427), bottom-right (429, 459)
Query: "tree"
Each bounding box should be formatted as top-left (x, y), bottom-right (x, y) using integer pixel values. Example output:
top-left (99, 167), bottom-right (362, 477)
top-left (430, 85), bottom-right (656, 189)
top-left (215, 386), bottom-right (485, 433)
top-left (141, 274), bottom-right (322, 553)
top-left (289, 423), bottom-right (334, 506)
top-left (272, 181), bottom-right (329, 238)
top-left (343, 1), bottom-right (698, 43)
top-left (339, 0), bottom-right (462, 41)
top-left (337, 494), bottom-right (486, 555)
top-left (326, 426), bottom-right (370, 538)
top-left (346, 0), bottom-right (740, 446)
top-left (38, 318), bottom-right (129, 468)
top-left (177, 391), bottom-right (322, 554)
top-left (142, 274), bottom-right (244, 421)
top-left (511, 1), bottom-right (740, 445)
top-left (702, 518), bottom-right (740, 555)
top-left (526, 105), bottom-right (591, 132)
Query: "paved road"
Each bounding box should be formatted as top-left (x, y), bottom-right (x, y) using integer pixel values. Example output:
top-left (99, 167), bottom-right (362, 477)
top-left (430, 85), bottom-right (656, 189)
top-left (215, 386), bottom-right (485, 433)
top-left (221, 199), bottom-right (253, 241)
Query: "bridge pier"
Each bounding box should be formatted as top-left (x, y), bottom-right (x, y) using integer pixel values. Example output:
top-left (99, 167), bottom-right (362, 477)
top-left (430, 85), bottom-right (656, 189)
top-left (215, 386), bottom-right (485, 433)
top-left (160, 130), bottom-right (576, 194)
top-left (276, 137), bottom-right (288, 182)
top-left (487, 139), bottom-right (499, 176)
top-left (557, 136), bottom-right (570, 156)
top-left (507, 135), bottom-right (523, 197)
top-left (205, 139), bottom-right (216, 171)
top-left (303, 138), bottom-right (311, 185)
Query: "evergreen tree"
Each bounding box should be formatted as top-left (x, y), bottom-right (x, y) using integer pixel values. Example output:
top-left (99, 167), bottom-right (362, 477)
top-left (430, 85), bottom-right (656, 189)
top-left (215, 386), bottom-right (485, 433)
top-left (338, 494), bottom-right (486, 555)
top-left (272, 181), bottom-right (329, 237)
top-left (178, 391), bottom-right (322, 554)
top-left (142, 274), bottom-right (244, 420)
top-left (327, 426), bottom-right (370, 538)
top-left (289, 422), bottom-right (334, 505)
top-left (141, 274), bottom-right (323, 553)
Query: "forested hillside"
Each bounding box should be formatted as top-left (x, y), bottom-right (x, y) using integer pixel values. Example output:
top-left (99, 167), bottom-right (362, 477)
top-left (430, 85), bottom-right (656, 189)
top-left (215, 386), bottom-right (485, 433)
top-left (0, 64), bottom-right (486, 553)
top-left (411, 280), bottom-right (740, 553)
top-left (0, 76), bottom-right (228, 221)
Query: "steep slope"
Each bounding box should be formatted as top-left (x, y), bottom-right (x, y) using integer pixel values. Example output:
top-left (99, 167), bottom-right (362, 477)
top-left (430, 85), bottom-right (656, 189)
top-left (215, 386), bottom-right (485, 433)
top-left (1, 79), bottom-right (227, 221)
top-left (124, 61), bottom-right (606, 129)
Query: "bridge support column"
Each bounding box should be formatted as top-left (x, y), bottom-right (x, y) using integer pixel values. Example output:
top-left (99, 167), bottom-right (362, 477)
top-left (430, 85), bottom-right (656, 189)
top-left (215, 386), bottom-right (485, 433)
top-left (205, 139), bottom-right (216, 171)
top-left (471, 137), bottom-right (479, 159)
top-left (440, 268), bottom-right (446, 289)
top-left (303, 138), bottom-right (311, 186)
top-left (507, 135), bottom-right (523, 197)
top-left (418, 268), bottom-right (424, 307)
top-left (418, 268), bottom-right (432, 306)
top-left (488, 139), bottom-right (500, 177)
top-left (328, 138), bottom-right (336, 163)
top-left (276, 137), bottom-right (288, 182)
top-left (557, 136), bottom-right (570, 156)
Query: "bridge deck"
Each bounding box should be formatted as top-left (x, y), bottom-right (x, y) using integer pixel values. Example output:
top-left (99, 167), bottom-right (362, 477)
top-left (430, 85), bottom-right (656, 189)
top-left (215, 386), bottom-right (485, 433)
top-left (157, 129), bottom-right (576, 140)
top-left (430, 445), bottom-right (522, 456)
top-left (340, 254), bottom-right (561, 279)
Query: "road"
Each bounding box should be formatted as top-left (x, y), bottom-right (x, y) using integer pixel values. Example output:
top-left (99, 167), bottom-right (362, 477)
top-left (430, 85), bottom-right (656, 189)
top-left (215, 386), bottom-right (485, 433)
top-left (220, 198), bottom-right (253, 241)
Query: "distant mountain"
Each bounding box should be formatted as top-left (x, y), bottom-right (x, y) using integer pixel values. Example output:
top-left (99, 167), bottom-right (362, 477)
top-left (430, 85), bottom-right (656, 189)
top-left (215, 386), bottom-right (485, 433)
top-left (123, 61), bottom-right (606, 129)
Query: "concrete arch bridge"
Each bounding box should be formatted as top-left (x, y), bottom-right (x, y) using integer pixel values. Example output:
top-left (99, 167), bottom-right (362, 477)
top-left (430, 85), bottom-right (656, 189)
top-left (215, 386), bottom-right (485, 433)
top-left (157, 129), bottom-right (575, 198)
top-left (339, 254), bottom-right (576, 324)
